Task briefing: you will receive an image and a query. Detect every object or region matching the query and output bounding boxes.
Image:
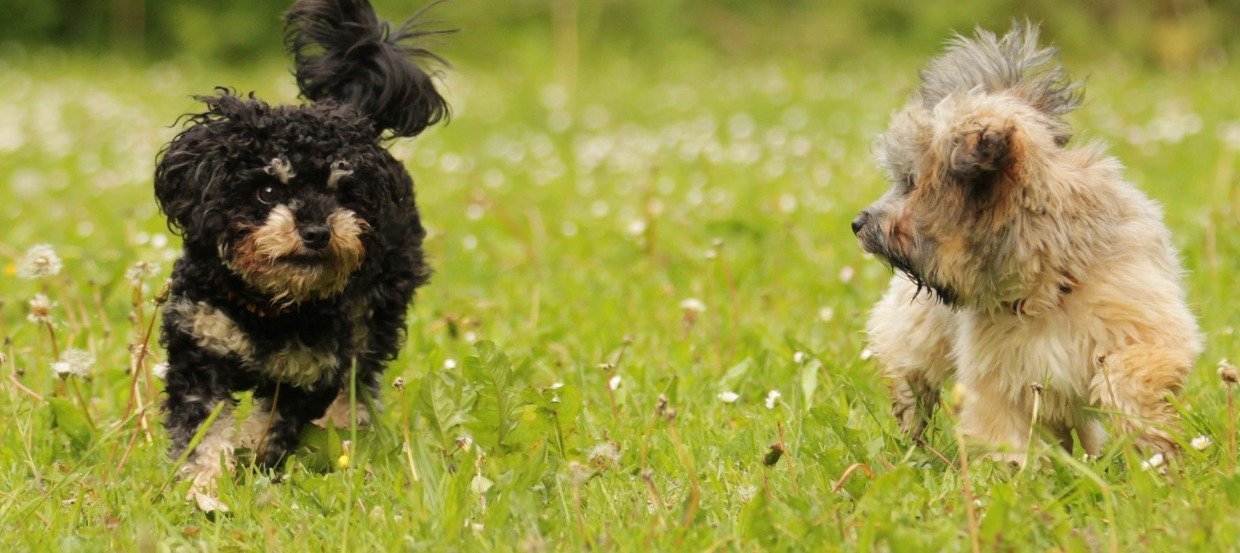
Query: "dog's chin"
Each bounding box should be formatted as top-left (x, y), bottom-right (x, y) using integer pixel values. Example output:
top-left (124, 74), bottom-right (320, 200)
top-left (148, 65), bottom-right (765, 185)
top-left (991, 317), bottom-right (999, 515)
top-left (238, 257), bottom-right (359, 305)
top-left (865, 245), bottom-right (959, 306)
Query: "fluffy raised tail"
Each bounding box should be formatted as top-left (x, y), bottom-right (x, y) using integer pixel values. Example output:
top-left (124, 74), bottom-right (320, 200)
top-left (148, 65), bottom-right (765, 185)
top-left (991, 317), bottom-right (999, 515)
top-left (284, 0), bottom-right (450, 137)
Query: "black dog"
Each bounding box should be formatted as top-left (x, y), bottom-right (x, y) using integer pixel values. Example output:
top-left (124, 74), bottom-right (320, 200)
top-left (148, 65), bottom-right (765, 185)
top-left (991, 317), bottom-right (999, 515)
top-left (154, 0), bottom-right (447, 505)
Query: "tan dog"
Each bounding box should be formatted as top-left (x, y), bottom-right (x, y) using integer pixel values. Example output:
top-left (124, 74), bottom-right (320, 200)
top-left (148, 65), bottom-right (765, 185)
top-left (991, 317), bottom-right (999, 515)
top-left (853, 23), bottom-right (1200, 462)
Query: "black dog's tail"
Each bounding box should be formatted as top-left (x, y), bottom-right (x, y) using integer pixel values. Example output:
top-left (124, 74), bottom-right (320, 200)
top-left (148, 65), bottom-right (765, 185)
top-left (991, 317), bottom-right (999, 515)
top-left (284, 0), bottom-right (450, 137)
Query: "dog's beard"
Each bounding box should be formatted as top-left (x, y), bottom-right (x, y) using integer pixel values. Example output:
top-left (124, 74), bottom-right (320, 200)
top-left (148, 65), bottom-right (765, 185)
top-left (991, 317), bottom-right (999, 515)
top-left (226, 205), bottom-right (368, 306)
top-left (862, 234), bottom-right (959, 306)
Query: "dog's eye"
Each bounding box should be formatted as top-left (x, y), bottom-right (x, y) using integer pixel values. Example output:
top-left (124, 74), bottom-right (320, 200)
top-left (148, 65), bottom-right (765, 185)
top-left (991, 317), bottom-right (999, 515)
top-left (257, 186), bottom-right (279, 205)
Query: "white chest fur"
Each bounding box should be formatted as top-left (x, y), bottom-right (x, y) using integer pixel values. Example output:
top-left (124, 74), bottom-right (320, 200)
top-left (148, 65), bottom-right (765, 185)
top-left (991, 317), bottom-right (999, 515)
top-left (167, 299), bottom-right (341, 388)
top-left (954, 307), bottom-right (1098, 424)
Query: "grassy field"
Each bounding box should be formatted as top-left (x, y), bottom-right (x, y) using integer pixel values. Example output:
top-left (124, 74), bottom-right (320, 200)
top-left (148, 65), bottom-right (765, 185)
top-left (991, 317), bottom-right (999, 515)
top-left (1, 40), bottom-right (1239, 551)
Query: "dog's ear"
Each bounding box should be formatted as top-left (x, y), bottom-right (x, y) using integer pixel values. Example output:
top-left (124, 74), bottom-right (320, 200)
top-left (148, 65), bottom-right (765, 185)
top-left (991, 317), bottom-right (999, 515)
top-left (154, 128), bottom-right (216, 239)
top-left (154, 90), bottom-right (264, 238)
top-left (284, 0), bottom-right (451, 138)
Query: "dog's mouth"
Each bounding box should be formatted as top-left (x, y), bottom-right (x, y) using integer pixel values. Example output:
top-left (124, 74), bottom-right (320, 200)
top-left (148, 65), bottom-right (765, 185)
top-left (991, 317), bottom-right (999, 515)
top-left (280, 252), bottom-right (331, 267)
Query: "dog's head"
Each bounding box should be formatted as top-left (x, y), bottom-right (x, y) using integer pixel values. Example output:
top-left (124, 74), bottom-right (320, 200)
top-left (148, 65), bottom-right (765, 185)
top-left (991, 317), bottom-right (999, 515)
top-left (154, 0), bottom-right (447, 306)
top-left (853, 22), bottom-right (1083, 307)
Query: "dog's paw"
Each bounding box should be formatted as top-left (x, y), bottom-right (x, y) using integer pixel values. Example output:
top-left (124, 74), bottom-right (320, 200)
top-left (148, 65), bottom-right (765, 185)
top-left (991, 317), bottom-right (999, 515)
top-left (893, 400), bottom-right (926, 442)
top-left (950, 120), bottom-right (1013, 179)
top-left (312, 392), bottom-right (371, 429)
top-left (188, 489), bottom-right (230, 513)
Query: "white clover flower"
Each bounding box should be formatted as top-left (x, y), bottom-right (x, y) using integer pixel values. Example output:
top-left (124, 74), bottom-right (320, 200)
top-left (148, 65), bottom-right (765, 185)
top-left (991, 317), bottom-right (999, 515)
top-left (608, 374), bottom-right (622, 391)
top-left (626, 219), bottom-right (647, 236)
top-left (52, 349), bottom-right (94, 378)
top-left (1191, 435), bottom-right (1213, 451)
top-left (764, 390), bottom-right (781, 410)
top-left (777, 193), bottom-right (797, 213)
top-left (716, 391), bottom-right (740, 404)
top-left (587, 441), bottom-right (621, 468)
top-left (27, 294), bottom-right (54, 324)
top-left (18, 244), bottom-right (62, 279)
top-left (443, 358), bottom-right (457, 370)
top-left (1139, 453), bottom-right (1165, 470)
top-left (151, 362), bottom-right (170, 380)
top-left (838, 266), bottom-right (855, 283)
top-left (818, 307), bottom-right (835, 323)
top-left (679, 298), bottom-right (706, 313)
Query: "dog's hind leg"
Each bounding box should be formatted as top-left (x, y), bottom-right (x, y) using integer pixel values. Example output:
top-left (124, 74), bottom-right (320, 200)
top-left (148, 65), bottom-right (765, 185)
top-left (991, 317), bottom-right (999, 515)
top-left (867, 277), bottom-right (956, 443)
top-left (1090, 345), bottom-right (1194, 455)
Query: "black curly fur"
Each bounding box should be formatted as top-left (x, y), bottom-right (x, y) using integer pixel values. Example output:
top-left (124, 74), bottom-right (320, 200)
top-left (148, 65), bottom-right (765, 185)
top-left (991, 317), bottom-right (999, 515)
top-left (284, 0), bottom-right (451, 138)
top-left (156, 0), bottom-right (445, 471)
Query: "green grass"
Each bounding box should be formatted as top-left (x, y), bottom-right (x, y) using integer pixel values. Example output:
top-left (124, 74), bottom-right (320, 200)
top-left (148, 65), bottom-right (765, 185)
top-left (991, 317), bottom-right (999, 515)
top-left (1, 45), bottom-right (1239, 551)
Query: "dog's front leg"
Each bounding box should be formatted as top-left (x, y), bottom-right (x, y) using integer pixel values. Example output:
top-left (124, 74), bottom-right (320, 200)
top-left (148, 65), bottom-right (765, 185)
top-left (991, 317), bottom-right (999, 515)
top-left (252, 383), bottom-right (338, 468)
top-left (161, 346), bottom-right (241, 511)
top-left (957, 377), bottom-right (1032, 466)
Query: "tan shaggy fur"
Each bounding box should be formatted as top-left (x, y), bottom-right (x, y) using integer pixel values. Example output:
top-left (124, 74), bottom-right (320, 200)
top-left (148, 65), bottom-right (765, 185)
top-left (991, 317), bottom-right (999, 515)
top-left (858, 24), bottom-right (1201, 462)
top-left (227, 204), bottom-right (368, 306)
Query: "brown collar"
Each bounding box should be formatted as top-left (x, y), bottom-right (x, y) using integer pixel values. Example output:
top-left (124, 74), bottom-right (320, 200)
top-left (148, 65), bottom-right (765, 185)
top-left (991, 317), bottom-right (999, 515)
top-left (214, 276), bottom-right (285, 318)
top-left (226, 291), bottom-right (285, 318)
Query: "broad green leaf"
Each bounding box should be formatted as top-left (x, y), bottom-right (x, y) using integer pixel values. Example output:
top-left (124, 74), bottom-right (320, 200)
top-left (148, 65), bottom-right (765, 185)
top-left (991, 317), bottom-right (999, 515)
top-left (48, 397), bottom-right (92, 450)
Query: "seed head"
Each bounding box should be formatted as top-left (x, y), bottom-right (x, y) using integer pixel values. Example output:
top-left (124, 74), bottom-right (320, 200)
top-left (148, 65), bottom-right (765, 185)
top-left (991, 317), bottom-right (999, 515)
top-left (124, 261), bottom-right (160, 285)
top-left (1219, 360), bottom-right (1238, 385)
top-left (17, 244), bottom-right (62, 279)
top-left (586, 441), bottom-right (621, 469)
top-left (392, 377), bottom-right (406, 390)
top-left (27, 294), bottom-right (54, 324)
top-left (763, 442), bottom-right (786, 467)
top-left (52, 349), bottom-right (94, 379)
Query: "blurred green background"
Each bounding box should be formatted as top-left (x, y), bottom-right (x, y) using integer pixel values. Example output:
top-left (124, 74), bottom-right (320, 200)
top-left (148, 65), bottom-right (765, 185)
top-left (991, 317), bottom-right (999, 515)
top-left (5, 0), bottom-right (1239, 70)
top-left (3, 1), bottom-right (1240, 550)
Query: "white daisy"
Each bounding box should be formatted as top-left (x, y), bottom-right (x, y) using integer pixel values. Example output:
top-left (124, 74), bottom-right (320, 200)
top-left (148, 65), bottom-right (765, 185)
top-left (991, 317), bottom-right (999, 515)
top-left (1191, 435), bottom-right (1212, 451)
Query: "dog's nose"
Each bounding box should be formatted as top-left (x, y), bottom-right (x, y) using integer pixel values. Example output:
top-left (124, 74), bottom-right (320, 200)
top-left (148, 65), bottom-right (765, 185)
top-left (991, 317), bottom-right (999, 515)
top-left (851, 211), bottom-right (869, 235)
top-left (299, 225), bottom-right (331, 250)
